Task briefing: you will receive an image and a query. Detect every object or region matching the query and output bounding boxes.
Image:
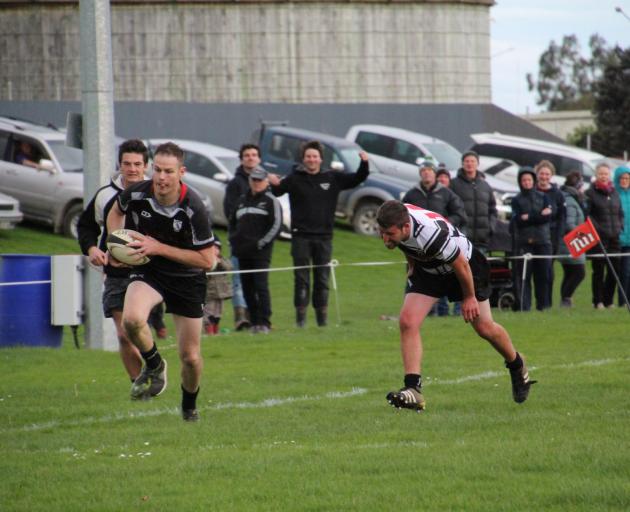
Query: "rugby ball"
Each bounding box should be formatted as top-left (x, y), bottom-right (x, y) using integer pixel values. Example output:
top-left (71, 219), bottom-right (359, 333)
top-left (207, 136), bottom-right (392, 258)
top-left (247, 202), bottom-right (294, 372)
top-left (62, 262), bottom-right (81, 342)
top-left (106, 229), bottom-right (150, 266)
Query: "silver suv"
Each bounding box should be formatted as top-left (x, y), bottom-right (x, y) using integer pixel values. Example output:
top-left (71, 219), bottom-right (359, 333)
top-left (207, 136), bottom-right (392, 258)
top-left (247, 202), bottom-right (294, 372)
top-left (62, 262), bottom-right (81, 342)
top-left (0, 116), bottom-right (84, 237)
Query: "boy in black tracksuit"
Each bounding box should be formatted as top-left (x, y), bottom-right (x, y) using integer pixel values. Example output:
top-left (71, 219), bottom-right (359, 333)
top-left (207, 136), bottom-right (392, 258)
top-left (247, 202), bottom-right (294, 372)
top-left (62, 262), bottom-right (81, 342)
top-left (270, 141), bottom-right (369, 327)
top-left (229, 167), bottom-right (282, 333)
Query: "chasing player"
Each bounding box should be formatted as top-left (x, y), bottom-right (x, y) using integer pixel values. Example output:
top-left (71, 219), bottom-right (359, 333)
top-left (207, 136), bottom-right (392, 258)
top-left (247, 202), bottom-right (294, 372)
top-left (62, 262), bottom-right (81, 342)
top-left (376, 200), bottom-right (536, 411)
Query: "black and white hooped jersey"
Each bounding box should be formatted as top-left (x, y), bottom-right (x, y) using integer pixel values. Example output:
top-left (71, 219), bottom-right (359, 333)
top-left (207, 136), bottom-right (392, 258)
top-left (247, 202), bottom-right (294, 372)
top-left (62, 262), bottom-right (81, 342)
top-left (398, 204), bottom-right (472, 275)
top-left (117, 180), bottom-right (214, 276)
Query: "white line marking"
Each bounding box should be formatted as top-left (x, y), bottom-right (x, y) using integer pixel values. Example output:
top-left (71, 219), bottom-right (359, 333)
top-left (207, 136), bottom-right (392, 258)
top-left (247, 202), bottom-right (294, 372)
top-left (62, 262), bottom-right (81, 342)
top-left (3, 358), bottom-right (626, 434)
top-left (5, 388), bottom-right (368, 433)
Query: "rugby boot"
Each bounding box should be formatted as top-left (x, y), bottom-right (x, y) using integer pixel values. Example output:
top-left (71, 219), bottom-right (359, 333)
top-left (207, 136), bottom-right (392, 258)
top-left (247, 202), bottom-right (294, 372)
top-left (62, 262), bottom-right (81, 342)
top-left (386, 386), bottom-right (426, 412)
top-left (182, 408), bottom-right (200, 422)
top-left (506, 354), bottom-right (537, 403)
top-left (130, 359), bottom-right (168, 400)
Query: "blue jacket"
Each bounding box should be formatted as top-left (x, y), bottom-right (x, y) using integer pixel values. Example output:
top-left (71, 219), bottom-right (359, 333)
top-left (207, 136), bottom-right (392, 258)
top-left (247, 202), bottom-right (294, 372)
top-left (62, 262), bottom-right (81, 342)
top-left (614, 166), bottom-right (630, 247)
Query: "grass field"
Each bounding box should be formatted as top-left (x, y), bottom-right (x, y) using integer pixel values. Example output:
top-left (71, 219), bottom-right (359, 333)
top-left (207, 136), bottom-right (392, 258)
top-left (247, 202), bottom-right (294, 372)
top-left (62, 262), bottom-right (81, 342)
top-left (1, 224), bottom-right (629, 511)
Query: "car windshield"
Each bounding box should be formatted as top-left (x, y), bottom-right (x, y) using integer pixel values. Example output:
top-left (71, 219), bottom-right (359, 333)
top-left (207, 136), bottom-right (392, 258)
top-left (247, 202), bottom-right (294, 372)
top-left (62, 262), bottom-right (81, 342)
top-left (48, 141), bottom-right (84, 172)
top-left (217, 156), bottom-right (240, 174)
top-left (423, 142), bottom-right (461, 170)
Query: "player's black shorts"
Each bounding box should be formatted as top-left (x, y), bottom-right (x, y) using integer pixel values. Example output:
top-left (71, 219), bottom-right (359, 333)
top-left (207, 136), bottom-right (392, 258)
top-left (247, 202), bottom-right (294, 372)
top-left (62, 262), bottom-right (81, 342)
top-left (405, 248), bottom-right (491, 302)
top-left (128, 270), bottom-right (207, 318)
top-left (102, 276), bottom-right (131, 318)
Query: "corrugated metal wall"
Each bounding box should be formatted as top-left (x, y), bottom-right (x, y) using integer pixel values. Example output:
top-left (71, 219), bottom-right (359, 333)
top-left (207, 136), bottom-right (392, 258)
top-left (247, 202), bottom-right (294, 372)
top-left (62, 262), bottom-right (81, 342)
top-left (1, 1), bottom-right (492, 103)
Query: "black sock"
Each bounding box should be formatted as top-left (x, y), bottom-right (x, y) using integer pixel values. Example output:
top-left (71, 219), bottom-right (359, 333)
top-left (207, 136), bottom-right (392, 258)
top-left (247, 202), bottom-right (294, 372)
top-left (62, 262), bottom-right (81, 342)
top-left (141, 343), bottom-right (162, 371)
top-left (506, 352), bottom-right (523, 370)
top-left (181, 385), bottom-right (199, 411)
top-left (404, 373), bottom-right (422, 390)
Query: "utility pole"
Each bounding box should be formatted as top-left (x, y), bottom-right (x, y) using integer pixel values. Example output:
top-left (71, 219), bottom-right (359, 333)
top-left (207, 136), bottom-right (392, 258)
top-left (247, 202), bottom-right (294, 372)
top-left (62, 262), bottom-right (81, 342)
top-left (79, 0), bottom-right (117, 350)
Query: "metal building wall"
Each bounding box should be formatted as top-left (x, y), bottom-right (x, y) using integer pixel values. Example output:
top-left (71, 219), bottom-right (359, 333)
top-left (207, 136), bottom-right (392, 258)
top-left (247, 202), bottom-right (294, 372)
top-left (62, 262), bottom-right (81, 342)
top-left (0, 1), bottom-right (492, 104)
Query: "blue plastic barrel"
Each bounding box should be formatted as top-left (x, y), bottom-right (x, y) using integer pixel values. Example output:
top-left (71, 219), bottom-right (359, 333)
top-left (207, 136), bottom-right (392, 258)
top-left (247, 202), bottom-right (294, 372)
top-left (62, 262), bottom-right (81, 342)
top-left (0, 255), bottom-right (63, 348)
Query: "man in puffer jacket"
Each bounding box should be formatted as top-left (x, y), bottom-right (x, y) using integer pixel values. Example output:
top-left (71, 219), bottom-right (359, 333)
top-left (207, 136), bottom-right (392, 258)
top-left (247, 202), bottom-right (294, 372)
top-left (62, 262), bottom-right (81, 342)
top-left (450, 151), bottom-right (497, 254)
top-left (510, 167), bottom-right (552, 311)
top-left (402, 160), bottom-right (467, 229)
top-left (613, 166), bottom-right (630, 307)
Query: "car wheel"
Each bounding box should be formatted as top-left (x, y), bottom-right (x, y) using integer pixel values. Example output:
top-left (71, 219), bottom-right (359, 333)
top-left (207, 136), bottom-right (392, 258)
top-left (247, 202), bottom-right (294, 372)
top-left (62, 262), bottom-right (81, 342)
top-left (62, 203), bottom-right (83, 239)
top-left (352, 201), bottom-right (381, 236)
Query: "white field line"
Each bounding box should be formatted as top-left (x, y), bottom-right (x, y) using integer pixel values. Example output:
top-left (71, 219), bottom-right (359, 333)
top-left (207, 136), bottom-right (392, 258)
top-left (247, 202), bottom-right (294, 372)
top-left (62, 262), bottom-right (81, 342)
top-left (3, 358), bottom-right (625, 434)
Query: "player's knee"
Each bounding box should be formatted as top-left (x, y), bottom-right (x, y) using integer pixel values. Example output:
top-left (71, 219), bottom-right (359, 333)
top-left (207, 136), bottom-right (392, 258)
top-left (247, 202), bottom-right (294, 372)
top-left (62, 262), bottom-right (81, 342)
top-left (399, 309), bottom-right (421, 332)
top-left (180, 350), bottom-right (202, 369)
top-left (474, 319), bottom-right (495, 340)
top-left (122, 314), bottom-right (146, 337)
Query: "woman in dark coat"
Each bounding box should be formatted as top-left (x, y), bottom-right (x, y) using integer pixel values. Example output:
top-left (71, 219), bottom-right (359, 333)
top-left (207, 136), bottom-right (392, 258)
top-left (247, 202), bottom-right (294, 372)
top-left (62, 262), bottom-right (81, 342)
top-left (585, 163), bottom-right (624, 309)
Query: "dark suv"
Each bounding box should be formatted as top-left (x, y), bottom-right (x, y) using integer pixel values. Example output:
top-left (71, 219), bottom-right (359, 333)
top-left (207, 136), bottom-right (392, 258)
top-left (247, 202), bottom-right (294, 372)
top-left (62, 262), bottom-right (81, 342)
top-left (254, 124), bottom-right (410, 236)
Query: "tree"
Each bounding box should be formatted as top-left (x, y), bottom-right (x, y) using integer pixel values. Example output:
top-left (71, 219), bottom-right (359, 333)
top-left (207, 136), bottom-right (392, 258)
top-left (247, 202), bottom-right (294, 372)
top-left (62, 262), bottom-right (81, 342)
top-left (527, 34), bottom-right (614, 111)
top-left (592, 46), bottom-right (630, 157)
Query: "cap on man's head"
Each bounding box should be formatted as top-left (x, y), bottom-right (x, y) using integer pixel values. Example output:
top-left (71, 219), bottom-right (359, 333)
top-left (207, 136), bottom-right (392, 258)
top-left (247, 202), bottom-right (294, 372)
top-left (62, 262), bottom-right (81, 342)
top-left (418, 160), bottom-right (437, 171)
top-left (249, 166), bottom-right (268, 180)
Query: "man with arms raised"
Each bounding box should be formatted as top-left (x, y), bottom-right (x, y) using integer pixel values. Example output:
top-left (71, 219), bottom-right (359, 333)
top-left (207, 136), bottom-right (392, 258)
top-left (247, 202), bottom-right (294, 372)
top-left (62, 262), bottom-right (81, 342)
top-left (107, 142), bottom-right (216, 422)
top-left (376, 200), bottom-right (535, 411)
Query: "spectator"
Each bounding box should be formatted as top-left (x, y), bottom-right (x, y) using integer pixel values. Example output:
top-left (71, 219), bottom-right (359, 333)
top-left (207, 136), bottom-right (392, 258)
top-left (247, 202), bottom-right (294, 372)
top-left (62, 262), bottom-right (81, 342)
top-left (222, 144), bottom-right (259, 332)
top-left (403, 159), bottom-right (467, 316)
top-left (613, 166), bottom-right (630, 307)
top-left (436, 166), bottom-right (452, 187)
top-left (585, 163), bottom-right (623, 309)
top-left (557, 171), bottom-right (587, 307)
top-left (229, 167), bottom-right (282, 334)
top-left (534, 160), bottom-right (566, 307)
top-left (510, 167), bottom-right (552, 311)
top-left (402, 160), bottom-right (467, 228)
top-left (14, 141), bottom-right (39, 168)
top-left (203, 239), bottom-right (233, 335)
top-left (450, 151), bottom-right (497, 254)
top-left (269, 141), bottom-right (369, 327)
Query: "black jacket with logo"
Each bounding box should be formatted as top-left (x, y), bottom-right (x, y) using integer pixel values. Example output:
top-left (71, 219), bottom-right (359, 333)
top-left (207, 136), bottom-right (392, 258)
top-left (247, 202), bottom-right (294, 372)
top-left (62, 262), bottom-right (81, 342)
top-left (271, 160), bottom-right (369, 237)
top-left (229, 189), bottom-right (282, 261)
top-left (223, 165), bottom-right (250, 223)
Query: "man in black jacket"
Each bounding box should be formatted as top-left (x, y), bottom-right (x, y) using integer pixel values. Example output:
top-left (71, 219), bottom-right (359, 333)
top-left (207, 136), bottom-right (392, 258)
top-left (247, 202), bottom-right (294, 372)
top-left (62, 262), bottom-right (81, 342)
top-left (450, 151), bottom-right (497, 254)
top-left (222, 143), bottom-right (261, 331)
top-left (229, 168), bottom-right (282, 333)
top-left (402, 160), bottom-right (467, 228)
top-left (77, 139), bottom-right (156, 382)
top-left (269, 140), bottom-right (369, 327)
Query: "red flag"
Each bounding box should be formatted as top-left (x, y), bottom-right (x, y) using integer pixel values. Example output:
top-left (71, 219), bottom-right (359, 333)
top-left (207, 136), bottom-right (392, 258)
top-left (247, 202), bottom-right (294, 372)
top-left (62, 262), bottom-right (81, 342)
top-left (563, 217), bottom-right (600, 258)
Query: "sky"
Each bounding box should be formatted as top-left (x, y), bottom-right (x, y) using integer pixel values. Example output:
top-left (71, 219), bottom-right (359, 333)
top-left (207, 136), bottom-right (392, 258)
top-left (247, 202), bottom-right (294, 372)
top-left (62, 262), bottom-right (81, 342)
top-left (490, 0), bottom-right (630, 115)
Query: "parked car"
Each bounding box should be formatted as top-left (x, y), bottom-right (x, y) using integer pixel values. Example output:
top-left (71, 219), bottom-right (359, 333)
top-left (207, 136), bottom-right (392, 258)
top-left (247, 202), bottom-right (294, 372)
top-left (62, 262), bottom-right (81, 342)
top-left (343, 124), bottom-right (517, 220)
top-left (0, 191), bottom-right (23, 230)
top-left (253, 123), bottom-right (411, 236)
top-left (145, 138), bottom-right (292, 237)
top-left (345, 124), bottom-right (463, 182)
top-left (0, 116), bottom-right (84, 237)
top-left (469, 132), bottom-right (620, 182)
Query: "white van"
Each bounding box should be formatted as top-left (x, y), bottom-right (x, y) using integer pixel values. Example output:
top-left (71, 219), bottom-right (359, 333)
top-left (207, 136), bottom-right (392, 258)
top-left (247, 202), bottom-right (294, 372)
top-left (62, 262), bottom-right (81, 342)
top-left (345, 124), bottom-right (462, 183)
top-left (469, 132), bottom-right (618, 183)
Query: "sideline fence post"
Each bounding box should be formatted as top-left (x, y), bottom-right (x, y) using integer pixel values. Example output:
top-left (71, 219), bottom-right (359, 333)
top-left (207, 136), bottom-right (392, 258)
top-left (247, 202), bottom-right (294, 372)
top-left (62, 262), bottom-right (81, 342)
top-left (329, 260), bottom-right (341, 326)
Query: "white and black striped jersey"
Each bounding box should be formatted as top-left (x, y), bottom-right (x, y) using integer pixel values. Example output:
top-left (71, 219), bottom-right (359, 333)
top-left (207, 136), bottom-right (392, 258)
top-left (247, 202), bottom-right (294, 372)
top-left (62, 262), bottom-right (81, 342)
top-left (117, 181), bottom-right (215, 276)
top-left (398, 204), bottom-right (472, 275)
